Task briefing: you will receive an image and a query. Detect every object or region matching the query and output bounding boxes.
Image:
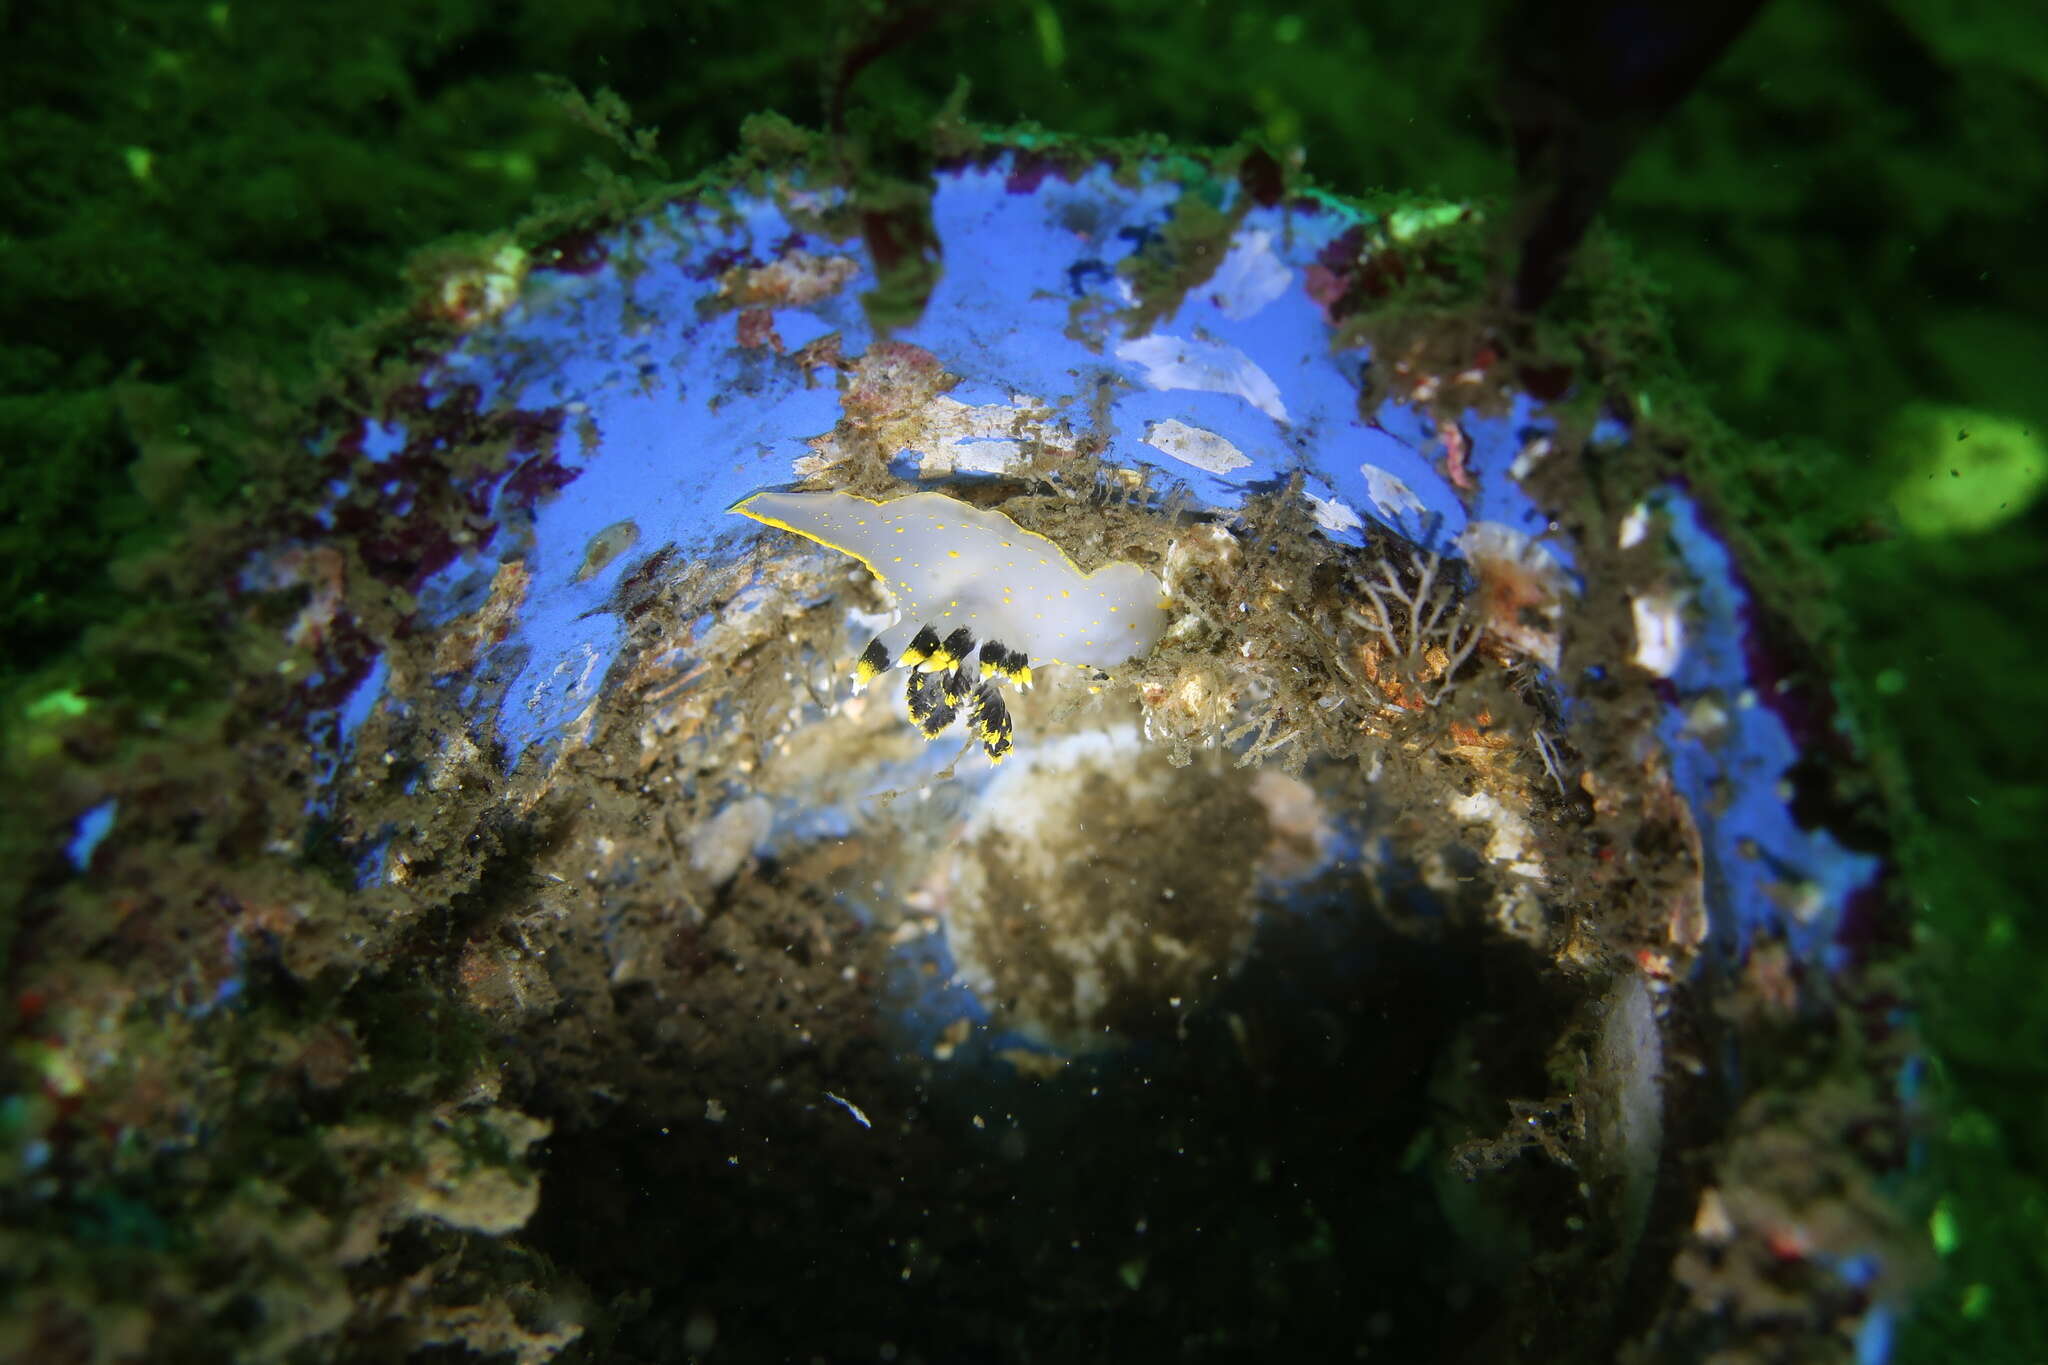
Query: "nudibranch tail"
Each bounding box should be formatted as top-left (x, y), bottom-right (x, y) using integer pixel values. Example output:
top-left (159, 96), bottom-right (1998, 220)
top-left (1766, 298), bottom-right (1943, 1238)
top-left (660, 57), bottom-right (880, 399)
top-left (732, 488), bottom-right (1164, 760)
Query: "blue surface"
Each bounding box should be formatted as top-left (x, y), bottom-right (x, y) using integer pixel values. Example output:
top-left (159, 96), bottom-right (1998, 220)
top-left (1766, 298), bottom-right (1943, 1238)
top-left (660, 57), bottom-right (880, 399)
top-left (310, 148), bottom-right (1876, 981)
top-left (331, 157), bottom-right (1589, 762)
top-left (66, 799), bottom-right (118, 872)
top-left (1654, 490), bottom-right (1881, 960)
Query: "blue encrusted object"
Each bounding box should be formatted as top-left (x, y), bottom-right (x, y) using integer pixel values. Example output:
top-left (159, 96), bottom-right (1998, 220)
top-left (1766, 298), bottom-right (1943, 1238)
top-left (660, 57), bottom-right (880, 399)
top-left (325, 160), bottom-right (1596, 756)
top-left (31, 134), bottom-right (1917, 1362)
top-left (317, 146), bottom-right (1876, 949)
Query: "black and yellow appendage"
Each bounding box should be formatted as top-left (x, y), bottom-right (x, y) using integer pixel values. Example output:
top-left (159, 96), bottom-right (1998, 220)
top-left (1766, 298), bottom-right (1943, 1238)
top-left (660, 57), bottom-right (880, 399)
top-left (859, 623), bottom-right (1028, 762)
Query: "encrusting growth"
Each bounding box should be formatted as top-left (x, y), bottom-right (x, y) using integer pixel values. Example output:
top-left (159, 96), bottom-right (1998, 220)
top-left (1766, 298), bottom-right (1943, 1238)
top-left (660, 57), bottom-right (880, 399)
top-left (1130, 484), bottom-right (1522, 774)
top-left (1345, 546), bottom-right (1484, 711)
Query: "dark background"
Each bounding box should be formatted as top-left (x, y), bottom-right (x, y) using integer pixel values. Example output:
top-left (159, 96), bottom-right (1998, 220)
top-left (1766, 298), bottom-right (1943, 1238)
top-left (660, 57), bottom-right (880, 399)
top-left (3, 2), bottom-right (2042, 1357)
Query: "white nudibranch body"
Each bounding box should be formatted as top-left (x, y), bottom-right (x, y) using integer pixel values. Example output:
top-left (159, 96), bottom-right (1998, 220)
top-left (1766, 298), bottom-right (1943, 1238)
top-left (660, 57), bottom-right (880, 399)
top-left (732, 489), bottom-right (1168, 760)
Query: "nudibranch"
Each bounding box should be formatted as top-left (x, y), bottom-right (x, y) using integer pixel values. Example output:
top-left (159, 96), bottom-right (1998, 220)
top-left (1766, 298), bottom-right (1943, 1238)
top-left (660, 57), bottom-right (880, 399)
top-left (732, 490), bottom-right (1168, 760)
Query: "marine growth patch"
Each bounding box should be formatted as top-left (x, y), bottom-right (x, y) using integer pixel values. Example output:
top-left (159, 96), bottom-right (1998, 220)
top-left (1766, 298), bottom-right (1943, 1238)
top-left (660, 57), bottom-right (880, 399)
top-left (733, 489), bottom-right (1168, 760)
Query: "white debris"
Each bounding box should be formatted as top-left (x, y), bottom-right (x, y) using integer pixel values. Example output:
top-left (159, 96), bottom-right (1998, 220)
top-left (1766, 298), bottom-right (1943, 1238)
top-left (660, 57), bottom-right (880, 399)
top-left (1630, 593), bottom-right (1687, 677)
top-left (1205, 228), bottom-right (1293, 320)
top-left (823, 1091), bottom-right (872, 1129)
top-left (1447, 789), bottom-right (1546, 881)
top-left (1304, 490), bottom-right (1364, 535)
top-left (1114, 333), bottom-right (1289, 423)
top-left (1359, 463), bottom-right (1429, 521)
top-left (1617, 502), bottom-right (1653, 550)
top-left (1143, 418), bottom-right (1252, 475)
top-left (909, 394), bottom-right (1057, 476)
top-left (1510, 435), bottom-right (1554, 480)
